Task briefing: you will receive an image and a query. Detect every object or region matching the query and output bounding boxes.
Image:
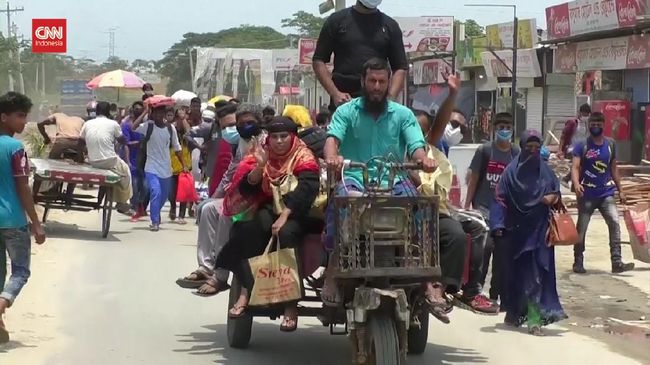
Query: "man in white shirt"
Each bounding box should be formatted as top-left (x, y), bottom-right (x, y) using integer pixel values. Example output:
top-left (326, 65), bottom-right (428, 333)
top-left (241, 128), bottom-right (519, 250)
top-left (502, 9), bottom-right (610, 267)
top-left (80, 101), bottom-right (133, 214)
top-left (132, 103), bottom-right (186, 231)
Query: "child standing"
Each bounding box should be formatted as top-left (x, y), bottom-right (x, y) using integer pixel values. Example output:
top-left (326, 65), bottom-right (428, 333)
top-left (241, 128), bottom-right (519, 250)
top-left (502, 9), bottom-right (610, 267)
top-left (132, 103), bottom-right (186, 231)
top-left (168, 109), bottom-right (192, 224)
top-left (0, 92), bottom-right (46, 343)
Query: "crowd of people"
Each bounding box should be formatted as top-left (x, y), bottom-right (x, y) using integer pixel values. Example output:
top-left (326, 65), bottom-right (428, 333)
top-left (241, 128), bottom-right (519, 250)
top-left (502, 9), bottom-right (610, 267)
top-left (0, 0), bottom-right (638, 344)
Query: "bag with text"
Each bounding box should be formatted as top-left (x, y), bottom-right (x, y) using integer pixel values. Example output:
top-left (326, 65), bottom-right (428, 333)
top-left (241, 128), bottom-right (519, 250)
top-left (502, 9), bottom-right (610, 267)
top-left (247, 237), bottom-right (303, 306)
top-left (623, 203), bottom-right (650, 263)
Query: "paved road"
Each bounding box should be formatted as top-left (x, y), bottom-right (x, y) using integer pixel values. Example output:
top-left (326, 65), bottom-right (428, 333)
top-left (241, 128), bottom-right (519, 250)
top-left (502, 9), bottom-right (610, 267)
top-left (0, 206), bottom-right (645, 365)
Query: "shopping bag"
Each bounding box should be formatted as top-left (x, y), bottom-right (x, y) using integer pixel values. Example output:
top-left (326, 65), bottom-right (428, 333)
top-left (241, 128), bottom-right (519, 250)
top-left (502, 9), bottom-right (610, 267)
top-left (548, 202), bottom-right (579, 246)
top-left (623, 203), bottom-right (650, 263)
top-left (195, 181), bottom-right (209, 202)
top-left (176, 172), bottom-right (199, 203)
top-left (248, 237), bottom-right (303, 306)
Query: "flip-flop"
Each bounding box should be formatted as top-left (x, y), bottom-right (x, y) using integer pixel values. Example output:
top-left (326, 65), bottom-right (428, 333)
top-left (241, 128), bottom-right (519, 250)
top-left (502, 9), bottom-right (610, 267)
top-left (192, 279), bottom-right (231, 297)
top-left (425, 297), bottom-right (451, 324)
top-left (280, 317), bottom-right (298, 332)
top-left (228, 304), bottom-right (248, 319)
top-left (176, 270), bottom-right (210, 289)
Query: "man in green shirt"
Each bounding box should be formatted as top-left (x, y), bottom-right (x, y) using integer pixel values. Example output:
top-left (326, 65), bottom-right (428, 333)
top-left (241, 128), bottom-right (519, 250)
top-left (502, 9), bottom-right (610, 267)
top-left (323, 58), bottom-right (464, 323)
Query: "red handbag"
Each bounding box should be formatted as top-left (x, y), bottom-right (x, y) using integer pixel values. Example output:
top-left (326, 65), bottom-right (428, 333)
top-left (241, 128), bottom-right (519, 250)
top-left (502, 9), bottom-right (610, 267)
top-left (548, 202), bottom-right (579, 246)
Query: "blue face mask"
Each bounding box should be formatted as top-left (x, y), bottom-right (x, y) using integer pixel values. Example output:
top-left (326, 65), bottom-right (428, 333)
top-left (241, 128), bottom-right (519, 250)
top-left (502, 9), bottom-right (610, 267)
top-left (589, 126), bottom-right (603, 137)
top-left (496, 129), bottom-right (513, 141)
top-left (222, 126), bottom-right (240, 144)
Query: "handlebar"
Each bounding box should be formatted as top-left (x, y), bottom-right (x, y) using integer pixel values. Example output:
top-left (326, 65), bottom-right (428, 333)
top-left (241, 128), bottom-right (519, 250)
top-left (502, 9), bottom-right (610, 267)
top-left (343, 160), bottom-right (423, 171)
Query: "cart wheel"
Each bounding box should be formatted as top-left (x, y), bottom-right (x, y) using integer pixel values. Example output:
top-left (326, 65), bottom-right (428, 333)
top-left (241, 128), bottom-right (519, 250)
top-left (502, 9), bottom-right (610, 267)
top-left (227, 277), bottom-right (252, 349)
top-left (101, 188), bottom-right (113, 238)
top-left (407, 308), bottom-right (429, 355)
top-left (363, 313), bottom-right (401, 365)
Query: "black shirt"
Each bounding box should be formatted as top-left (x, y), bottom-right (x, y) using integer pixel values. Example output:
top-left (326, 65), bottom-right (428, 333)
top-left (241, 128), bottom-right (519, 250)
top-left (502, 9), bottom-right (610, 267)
top-left (313, 7), bottom-right (408, 96)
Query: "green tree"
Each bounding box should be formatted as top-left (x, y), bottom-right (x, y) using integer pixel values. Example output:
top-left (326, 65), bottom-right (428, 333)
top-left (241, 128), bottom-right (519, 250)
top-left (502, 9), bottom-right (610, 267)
top-left (459, 19), bottom-right (485, 37)
top-left (159, 25), bottom-right (288, 93)
top-left (281, 11), bottom-right (325, 38)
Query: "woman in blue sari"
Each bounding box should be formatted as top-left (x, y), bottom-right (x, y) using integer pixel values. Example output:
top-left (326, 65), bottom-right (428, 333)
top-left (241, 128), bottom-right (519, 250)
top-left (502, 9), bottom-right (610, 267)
top-left (490, 130), bottom-right (568, 336)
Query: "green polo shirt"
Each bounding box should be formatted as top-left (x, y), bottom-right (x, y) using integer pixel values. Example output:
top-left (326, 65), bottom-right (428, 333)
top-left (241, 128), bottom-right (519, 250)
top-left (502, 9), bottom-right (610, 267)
top-left (327, 98), bottom-right (426, 186)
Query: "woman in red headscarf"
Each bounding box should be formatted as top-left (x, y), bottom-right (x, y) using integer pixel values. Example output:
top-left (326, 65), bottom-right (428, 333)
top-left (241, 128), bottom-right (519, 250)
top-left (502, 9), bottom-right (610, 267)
top-left (217, 116), bottom-right (321, 332)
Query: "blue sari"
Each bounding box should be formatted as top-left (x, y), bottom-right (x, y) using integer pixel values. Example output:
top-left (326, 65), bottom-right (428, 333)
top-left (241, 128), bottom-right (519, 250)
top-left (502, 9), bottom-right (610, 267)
top-left (490, 130), bottom-right (567, 328)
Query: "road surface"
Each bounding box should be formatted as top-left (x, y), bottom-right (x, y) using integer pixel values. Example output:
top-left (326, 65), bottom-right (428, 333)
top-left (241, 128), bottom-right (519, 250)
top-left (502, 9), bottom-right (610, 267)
top-left (0, 204), bottom-right (647, 365)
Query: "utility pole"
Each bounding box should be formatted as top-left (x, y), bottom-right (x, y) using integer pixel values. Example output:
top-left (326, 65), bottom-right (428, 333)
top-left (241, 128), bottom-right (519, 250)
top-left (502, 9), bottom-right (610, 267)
top-left (108, 27), bottom-right (117, 58)
top-left (0, 2), bottom-right (24, 91)
top-left (12, 23), bottom-right (24, 93)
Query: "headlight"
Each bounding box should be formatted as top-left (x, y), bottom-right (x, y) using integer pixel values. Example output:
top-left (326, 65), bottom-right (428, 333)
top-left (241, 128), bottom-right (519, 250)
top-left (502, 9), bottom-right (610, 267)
top-left (360, 207), bottom-right (406, 234)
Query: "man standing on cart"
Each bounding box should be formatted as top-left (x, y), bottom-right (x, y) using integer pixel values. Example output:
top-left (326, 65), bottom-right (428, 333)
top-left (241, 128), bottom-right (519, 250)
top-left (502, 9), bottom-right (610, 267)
top-left (312, 0), bottom-right (408, 112)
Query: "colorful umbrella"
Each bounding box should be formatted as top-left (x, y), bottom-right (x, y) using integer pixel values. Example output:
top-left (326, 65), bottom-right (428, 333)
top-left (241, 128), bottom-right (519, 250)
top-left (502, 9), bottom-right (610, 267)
top-left (86, 69), bottom-right (146, 89)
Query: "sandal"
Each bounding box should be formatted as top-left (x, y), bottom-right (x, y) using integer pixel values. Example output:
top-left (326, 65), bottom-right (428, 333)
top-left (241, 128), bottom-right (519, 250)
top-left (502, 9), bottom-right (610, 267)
top-left (228, 304), bottom-right (248, 319)
top-left (192, 278), bottom-right (231, 297)
top-left (528, 325), bottom-right (545, 336)
top-left (280, 316), bottom-right (298, 332)
top-left (176, 270), bottom-right (210, 289)
top-left (177, 218), bottom-right (187, 225)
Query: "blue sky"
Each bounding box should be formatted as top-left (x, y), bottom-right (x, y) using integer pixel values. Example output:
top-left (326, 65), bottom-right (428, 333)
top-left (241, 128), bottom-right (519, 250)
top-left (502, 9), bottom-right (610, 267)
top-left (14, 0), bottom-right (559, 62)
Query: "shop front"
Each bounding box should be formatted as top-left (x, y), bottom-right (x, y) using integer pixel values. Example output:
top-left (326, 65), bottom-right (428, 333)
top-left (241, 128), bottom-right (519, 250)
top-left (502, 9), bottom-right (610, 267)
top-left (543, 0), bottom-right (650, 162)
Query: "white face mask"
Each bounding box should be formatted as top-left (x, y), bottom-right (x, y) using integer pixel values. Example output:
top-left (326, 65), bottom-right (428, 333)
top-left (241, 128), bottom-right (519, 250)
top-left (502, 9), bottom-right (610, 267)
top-left (443, 124), bottom-right (463, 147)
top-left (359, 0), bottom-right (382, 9)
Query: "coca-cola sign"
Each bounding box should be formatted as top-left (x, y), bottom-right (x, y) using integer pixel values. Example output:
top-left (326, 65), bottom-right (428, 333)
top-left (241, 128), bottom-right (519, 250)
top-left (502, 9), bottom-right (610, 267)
top-left (546, 4), bottom-right (571, 39)
top-left (605, 103), bottom-right (627, 112)
top-left (554, 44), bottom-right (578, 73)
top-left (627, 35), bottom-right (650, 68)
top-left (546, 0), bottom-right (645, 39)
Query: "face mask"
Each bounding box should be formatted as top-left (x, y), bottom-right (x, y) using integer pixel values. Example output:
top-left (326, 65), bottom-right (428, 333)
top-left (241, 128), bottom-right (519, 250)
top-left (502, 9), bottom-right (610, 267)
top-left (496, 129), bottom-right (513, 141)
top-left (589, 126), bottom-right (603, 137)
top-left (222, 126), bottom-right (240, 144)
top-left (443, 124), bottom-right (463, 147)
top-left (359, 0), bottom-right (382, 9)
top-left (88, 111), bottom-right (96, 118)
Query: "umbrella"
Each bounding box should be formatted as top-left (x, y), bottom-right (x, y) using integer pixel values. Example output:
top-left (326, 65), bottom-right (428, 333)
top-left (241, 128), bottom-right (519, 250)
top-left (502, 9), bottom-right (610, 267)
top-left (171, 90), bottom-right (198, 107)
top-left (86, 69), bottom-right (146, 102)
top-left (208, 95), bottom-right (232, 105)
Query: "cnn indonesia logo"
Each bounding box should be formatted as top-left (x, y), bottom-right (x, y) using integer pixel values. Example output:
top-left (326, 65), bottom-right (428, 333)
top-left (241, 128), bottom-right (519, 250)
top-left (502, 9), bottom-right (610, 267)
top-left (32, 19), bottom-right (66, 53)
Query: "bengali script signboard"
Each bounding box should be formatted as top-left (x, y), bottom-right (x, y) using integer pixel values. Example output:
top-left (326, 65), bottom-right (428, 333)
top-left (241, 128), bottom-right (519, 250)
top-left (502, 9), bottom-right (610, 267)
top-left (554, 35), bottom-right (650, 72)
top-left (546, 0), bottom-right (648, 40)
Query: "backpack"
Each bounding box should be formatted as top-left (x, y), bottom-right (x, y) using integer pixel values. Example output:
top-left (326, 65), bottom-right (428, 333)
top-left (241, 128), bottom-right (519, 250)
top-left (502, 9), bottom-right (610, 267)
top-left (136, 123), bottom-right (174, 171)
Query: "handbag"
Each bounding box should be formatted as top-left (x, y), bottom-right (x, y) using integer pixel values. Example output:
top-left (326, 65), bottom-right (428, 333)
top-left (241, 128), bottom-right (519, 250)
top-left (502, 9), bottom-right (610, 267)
top-left (548, 202), bottom-right (579, 246)
top-left (247, 237), bottom-right (303, 306)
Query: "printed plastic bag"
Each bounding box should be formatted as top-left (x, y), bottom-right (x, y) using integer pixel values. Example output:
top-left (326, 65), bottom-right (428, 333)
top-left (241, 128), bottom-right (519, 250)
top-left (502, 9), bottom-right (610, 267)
top-left (247, 238), bottom-right (302, 306)
top-left (623, 203), bottom-right (650, 263)
top-left (176, 172), bottom-right (199, 203)
top-left (195, 181), bottom-right (209, 202)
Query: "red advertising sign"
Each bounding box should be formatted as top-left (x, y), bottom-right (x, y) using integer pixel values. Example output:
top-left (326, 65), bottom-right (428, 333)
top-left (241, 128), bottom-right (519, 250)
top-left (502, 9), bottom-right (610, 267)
top-left (546, 3), bottom-right (571, 39)
top-left (32, 19), bottom-right (66, 53)
top-left (626, 35), bottom-right (650, 69)
top-left (546, 0), bottom-right (647, 40)
top-left (593, 100), bottom-right (632, 140)
top-left (298, 38), bottom-right (317, 66)
top-left (617, 0), bottom-right (643, 26)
